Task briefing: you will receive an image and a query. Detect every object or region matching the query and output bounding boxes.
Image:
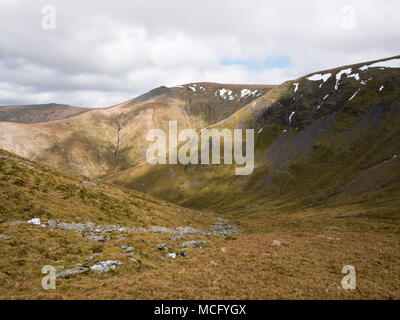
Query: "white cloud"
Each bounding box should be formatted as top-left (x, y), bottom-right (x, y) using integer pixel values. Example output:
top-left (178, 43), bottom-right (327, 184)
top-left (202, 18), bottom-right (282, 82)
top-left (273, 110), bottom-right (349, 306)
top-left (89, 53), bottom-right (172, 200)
top-left (0, 0), bottom-right (399, 107)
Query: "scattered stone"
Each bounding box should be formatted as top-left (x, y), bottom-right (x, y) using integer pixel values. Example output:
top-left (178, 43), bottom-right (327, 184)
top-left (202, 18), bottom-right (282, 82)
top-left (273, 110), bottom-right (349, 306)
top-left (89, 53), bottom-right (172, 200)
top-left (85, 234), bottom-right (106, 242)
top-left (0, 154), bottom-right (7, 159)
top-left (90, 260), bottom-right (122, 273)
top-left (178, 250), bottom-right (187, 257)
top-left (184, 220), bottom-right (191, 225)
top-left (57, 194), bottom-right (67, 199)
top-left (9, 221), bottom-right (24, 226)
top-left (27, 218), bottom-right (41, 225)
top-left (164, 253), bottom-right (177, 259)
top-left (214, 217), bottom-right (228, 223)
top-left (208, 222), bottom-right (240, 236)
top-left (124, 246), bottom-right (134, 253)
top-left (0, 234), bottom-right (11, 240)
top-left (149, 226), bottom-right (172, 233)
top-left (80, 180), bottom-right (98, 187)
top-left (170, 236), bottom-right (185, 241)
top-left (175, 226), bottom-right (202, 235)
top-left (56, 267), bottom-right (89, 278)
top-left (271, 240), bottom-right (281, 247)
top-left (47, 219), bottom-right (58, 229)
top-left (87, 253), bottom-right (100, 261)
top-left (129, 257), bottom-right (139, 263)
top-left (155, 243), bottom-right (171, 251)
top-left (181, 240), bottom-right (210, 248)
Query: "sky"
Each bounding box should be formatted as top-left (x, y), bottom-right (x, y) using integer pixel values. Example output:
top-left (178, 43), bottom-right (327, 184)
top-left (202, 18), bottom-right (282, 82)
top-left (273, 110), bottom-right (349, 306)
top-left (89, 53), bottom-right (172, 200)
top-left (0, 0), bottom-right (399, 108)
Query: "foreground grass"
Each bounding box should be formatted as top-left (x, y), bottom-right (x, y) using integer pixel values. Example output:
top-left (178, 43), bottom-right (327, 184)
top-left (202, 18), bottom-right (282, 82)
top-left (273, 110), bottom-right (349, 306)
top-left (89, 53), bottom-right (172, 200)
top-left (0, 149), bottom-right (399, 299)
top-left (0, 211), bottom-right (399, 299)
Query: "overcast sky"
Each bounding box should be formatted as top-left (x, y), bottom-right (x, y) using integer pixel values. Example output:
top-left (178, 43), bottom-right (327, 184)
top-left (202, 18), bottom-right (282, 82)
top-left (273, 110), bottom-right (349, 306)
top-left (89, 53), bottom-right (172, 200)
top-left (0, 0), bottom-right (399, 108)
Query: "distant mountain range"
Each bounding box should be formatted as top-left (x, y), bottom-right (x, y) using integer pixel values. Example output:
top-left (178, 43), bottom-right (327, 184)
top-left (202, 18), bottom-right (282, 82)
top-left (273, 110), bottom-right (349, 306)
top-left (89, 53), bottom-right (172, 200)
top-left (0, 103), bottom-right (90, 124)
top-left (0, 56), bottom-right (399, 217)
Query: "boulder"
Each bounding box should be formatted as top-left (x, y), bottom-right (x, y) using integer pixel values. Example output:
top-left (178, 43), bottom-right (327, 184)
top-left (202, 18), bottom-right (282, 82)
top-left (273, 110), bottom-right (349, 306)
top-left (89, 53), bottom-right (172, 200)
top-left (56, 267), bottom-right (89, 278)
top-left (90, 260), bottom-right (122, 273)
top-left (181, 240), bottom-right (210, 248)
top-left (156, 243), bottom-right (171, 251)
top-left (27, 218), bottom-right (41, 225)
top-left (85, 234), bottom-right (106, 242)
top-left (271, 240), bottom-right (281, 246)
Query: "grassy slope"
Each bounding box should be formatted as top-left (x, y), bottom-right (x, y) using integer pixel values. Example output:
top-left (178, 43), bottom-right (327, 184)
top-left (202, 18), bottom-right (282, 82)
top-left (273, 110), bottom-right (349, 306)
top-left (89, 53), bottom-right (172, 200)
top-left (0, 84), bottom-right (273, 178)
top-left (106, 56), bottom-right (400, 221)
top-left (0, 104), bottom-right (90, 124)
top-left (1, 149), bottom-right (399, 299)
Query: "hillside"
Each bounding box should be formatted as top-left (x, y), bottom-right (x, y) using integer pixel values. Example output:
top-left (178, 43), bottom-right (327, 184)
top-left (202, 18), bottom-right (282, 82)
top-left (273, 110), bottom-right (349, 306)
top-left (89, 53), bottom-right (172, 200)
top-left (0, 83), bottom-right (273, 177)
top-left (1, 149), bottom-right (399, 299)
top-left (0, 103), bottom-right (90, 124)
top-left (106, 56), bottom-right (400, 220)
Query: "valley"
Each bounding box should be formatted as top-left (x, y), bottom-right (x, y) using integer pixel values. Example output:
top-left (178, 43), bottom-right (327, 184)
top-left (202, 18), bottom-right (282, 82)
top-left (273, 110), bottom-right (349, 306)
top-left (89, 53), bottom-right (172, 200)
top-left (0, 57), bottom-right (399, 299)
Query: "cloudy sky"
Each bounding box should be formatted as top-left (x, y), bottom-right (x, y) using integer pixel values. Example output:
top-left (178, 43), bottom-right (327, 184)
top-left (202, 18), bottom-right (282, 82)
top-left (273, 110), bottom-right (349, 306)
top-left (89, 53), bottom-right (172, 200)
top-left (0, 0), bottom-right (399, 108)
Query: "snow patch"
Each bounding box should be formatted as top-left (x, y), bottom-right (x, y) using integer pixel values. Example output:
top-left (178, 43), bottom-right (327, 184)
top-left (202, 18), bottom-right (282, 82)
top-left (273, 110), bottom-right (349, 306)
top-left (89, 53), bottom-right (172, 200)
top-left (335, 68), bottom-right (352, 90)
top-left (307, 73), bottom-right (332, 88)
top-left (349, 89), bottom-right (361, 101)
top-left (348, 73), bottom-right (360, 81)
top-left (241, 89), bottom-right (251, 98)
top-left (293, 83), bottom-right (299, 93)
top-left (289, 111), bottom-right (295, 123)
top-left (359, 58), bottom-right (400, 71)
top-left (379, 85), bottom-right (384, 92)
top-left (317, 94), bottom-right (330, 110)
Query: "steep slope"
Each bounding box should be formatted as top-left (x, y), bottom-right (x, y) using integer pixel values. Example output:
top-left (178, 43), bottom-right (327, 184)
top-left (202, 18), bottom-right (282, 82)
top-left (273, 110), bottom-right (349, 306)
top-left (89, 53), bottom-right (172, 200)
top-left (0, 103), bottom-right (90, 124)
top-left (106, 56), bottom-right (400, 218)
top-left (0, 83), bottom-right (273, 177)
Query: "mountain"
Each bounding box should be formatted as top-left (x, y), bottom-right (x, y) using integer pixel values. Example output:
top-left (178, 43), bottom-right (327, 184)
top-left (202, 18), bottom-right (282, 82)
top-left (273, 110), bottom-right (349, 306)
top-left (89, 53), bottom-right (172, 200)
top-left (106, 56), bottom-right (400, 219)
top-left (0, 103), bottom-right (90, 124)
top-left (1, 58), bottom-right (399, 299)
top-left (0, 83), bottom-right (274, 177)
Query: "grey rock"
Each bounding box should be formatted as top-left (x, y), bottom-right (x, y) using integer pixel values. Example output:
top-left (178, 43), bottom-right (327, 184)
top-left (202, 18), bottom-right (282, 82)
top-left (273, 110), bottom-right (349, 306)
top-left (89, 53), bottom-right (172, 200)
top-left (86, 234), bottom-right (106, 242)
top-left (0, 234), bottom-right (11, 240)
top-left (170, 236), bottom-right (185, 241)
top-left (178, 249), bottom-right (187, 257)
top-left (148, 226), bottom-right (173, 234)
top-left (27, 218), bottom-right (41, 225)
top-left (56, 267), bottom-right (89, 278)
top-left (271, 240), bottom-right (281, 246)
top-left (156, 243), bottom-right (171, 251)
top-left (90, 260), bottom-right (122, 273)
top-left (181, 240), bottom-right (210, 248)
top-left (47, 219), bottom-right (58, 229)
top-left (208, 222), bottom-right (240, 236)
top-left (87, 253), bottom-right (100, 261)
top-left (175, 226), bottom-right (202, 235)
top-left (80, 180), bottom-right (98, 187)
top-left (9, 221), bottom-right (24, 226)
top-left (0, 154), bottom-right (7, 159)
